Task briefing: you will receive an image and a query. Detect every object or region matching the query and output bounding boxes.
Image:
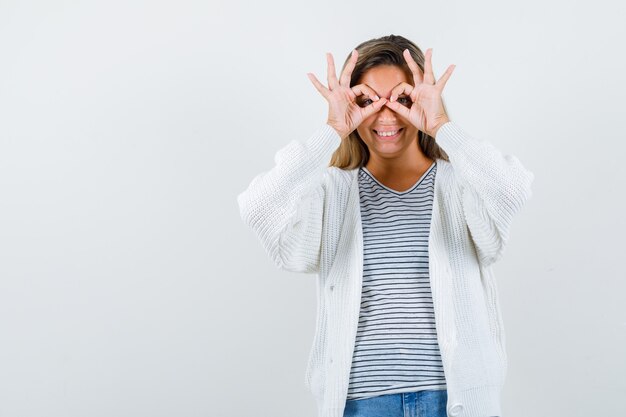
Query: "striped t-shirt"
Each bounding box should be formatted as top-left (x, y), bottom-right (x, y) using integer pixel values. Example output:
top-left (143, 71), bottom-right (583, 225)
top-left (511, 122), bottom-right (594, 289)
top-left (346, 160), bottom-right (447, 400)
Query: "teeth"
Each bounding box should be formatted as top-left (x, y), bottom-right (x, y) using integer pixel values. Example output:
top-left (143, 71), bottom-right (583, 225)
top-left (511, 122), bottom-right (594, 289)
top-left (376, 129), bottom-right (399, 137)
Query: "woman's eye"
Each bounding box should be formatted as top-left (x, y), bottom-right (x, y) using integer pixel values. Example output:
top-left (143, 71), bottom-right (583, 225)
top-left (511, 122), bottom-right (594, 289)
top-left (360, 96), bottom-right (410, 107)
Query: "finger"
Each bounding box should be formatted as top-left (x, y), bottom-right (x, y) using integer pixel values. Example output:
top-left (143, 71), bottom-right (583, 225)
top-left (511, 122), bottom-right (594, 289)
top-left (436, 64), bottom-right (456, 92)
top-left (389, 82), bottom-right (413, 103)
top-left (403, 49), bottom-right (423, 85)
top-left (340, 49), bottom-right (358, 87)
top-left (326, 52), bottom-right (339, 89)
top-left (383, 99), bottom-right (411, 120)
top-left (424, 48), bottom-right (435, 85)
top-left (362, 97), bottom-right (388, 118)
top-left (351, 83), bottom-right (380, 102)
top-left (307, 72), bottom-right (330, 99)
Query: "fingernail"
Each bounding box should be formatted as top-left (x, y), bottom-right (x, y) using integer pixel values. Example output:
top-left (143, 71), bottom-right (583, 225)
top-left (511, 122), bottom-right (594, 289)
top-left (374, 95), bottom-right (380, 100)
top-left (390, 95), bottom-right (396, 102)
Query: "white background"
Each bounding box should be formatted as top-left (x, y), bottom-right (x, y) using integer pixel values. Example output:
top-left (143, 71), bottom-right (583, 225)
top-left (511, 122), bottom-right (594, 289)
top-left (1, 1), bottom-right (625, 416)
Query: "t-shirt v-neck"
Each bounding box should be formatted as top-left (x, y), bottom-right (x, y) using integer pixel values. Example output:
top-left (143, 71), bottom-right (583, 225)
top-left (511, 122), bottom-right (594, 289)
top-left (360, 160), bottom-right (437, 195)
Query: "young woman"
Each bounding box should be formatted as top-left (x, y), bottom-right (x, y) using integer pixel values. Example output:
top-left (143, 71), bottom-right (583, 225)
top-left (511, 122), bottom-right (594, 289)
top-left (237, 34), bottom-right (533, 417)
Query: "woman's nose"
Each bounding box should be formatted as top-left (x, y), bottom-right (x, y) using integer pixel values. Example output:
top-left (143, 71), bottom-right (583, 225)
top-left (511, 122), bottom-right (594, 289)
top-left (377, 102), bottom-right (398, 118)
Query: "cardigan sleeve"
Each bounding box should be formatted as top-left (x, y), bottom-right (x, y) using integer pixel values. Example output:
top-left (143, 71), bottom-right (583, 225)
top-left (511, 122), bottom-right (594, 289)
top-left (434, 121), bottom-right (535, 267)
top-left (236, 124), bottom-right (342, 274)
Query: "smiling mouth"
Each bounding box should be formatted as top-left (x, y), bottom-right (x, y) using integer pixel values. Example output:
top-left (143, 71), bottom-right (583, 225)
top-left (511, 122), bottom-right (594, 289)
top-left (374, 128), bottom-right (404, 139)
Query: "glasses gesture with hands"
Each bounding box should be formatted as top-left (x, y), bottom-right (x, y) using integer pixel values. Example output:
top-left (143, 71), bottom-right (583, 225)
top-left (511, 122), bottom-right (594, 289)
top-left (307, 47), bottom-right (455, 140)
top-left (307, 49), bottom-right (388, 140)
top-left (385, 48), bottom-right (455, 138)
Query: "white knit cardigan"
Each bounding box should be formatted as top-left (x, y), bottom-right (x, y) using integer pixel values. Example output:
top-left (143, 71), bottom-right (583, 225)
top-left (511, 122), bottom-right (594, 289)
top-left (237, 121), bottom-right (534, 417)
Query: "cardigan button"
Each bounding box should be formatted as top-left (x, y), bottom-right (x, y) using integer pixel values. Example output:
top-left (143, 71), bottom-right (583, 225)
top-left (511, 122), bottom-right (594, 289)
top-left (448, 403), bottom-right (464, 416)
top-left (329, 285), bottom-right (334, 291)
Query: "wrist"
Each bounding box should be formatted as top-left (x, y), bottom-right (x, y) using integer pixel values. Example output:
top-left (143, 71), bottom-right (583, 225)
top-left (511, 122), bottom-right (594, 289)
top-left (430, 117), bottom-right (451, 138)
top-left (326, 122), bottom-right (349, 140)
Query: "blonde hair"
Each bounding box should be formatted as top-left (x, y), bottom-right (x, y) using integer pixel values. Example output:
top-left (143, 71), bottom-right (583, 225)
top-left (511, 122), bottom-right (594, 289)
top-left (329, 34), bottom-right (450, 170)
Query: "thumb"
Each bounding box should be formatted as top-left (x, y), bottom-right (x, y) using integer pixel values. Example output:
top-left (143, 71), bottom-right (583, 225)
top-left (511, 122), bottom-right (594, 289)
top-left (362, 97), bottom-right (388, 118)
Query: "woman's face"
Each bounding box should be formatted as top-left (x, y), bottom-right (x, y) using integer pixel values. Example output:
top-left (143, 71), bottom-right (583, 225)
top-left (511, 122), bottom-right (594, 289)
top-left (355, 65), bottom-right (419, 159)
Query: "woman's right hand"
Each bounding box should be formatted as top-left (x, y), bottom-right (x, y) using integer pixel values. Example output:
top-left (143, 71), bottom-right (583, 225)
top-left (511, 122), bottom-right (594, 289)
top-left (307, 49), bottom-right (388, 140)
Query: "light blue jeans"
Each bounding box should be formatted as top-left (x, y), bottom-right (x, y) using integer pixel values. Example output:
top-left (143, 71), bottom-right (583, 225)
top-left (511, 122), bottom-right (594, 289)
top-left (343, 389), bottom-right (448, 417)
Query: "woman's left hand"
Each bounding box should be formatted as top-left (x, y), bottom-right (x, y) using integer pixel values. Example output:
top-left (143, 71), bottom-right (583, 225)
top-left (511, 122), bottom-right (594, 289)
top-left (384, 48), bottom-right (455, 138)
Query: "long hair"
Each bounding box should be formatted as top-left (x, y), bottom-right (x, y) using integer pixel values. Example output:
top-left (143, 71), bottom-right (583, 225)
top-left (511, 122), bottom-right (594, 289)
top-left (329, 34), bottom-right (450, 170)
